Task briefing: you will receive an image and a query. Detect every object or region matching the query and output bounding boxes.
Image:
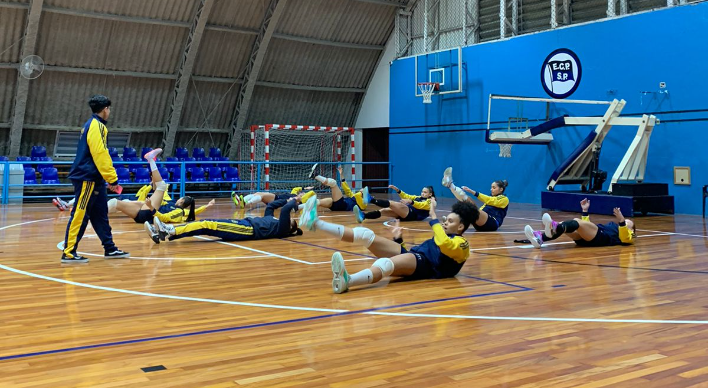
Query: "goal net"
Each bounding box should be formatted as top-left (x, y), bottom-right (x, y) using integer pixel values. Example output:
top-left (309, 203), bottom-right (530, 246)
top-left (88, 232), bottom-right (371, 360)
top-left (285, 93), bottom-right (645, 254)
top-left (243, 124), bottom-right (356, 191)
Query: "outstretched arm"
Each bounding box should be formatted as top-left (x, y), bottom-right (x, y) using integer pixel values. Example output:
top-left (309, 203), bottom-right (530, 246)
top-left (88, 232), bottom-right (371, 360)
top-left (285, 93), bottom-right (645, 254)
top-left (580, 198), bottom-right (590, 221)
top-left (276, 198), bottom-right (300, 235)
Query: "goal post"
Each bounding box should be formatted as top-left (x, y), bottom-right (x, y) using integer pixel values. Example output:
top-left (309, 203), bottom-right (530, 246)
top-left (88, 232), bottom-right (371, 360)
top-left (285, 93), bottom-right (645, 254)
top-left (248, 124), bottom-right (357, 191)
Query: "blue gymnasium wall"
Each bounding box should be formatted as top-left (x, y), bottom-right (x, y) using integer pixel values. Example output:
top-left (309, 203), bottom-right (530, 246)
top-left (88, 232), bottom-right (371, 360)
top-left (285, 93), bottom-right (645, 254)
top-left (389, 3), bottom-right (708, 215)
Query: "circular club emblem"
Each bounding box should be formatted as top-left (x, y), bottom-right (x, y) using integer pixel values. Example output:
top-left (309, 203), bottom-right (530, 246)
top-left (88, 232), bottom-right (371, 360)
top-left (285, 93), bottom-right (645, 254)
top-left (541, 48), bottom-right (582, 99)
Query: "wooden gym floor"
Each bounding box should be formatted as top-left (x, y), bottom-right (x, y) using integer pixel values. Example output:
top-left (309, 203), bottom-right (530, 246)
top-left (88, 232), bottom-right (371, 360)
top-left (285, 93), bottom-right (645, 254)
top-left (1, 197), bottom-right (708, 387)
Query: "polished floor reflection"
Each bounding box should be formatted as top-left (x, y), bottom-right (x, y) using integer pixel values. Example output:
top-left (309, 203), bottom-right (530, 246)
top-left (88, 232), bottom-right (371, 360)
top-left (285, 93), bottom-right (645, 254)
top-left (1, 198), bottom-right (707, 387)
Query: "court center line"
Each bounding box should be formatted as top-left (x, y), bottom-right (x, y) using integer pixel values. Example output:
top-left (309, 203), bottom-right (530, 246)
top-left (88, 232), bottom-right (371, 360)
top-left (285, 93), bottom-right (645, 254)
top-left (0, 263), bottom-right (344, 312)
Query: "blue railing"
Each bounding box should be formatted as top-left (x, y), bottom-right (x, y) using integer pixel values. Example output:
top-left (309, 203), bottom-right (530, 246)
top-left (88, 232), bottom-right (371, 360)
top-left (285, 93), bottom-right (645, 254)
top-left (0, 160), bottom-right (391, 204)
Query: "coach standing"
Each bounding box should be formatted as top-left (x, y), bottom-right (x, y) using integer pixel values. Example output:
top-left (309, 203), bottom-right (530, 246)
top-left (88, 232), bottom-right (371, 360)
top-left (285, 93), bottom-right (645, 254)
top-left (61, 95), bottom-right (129, 263)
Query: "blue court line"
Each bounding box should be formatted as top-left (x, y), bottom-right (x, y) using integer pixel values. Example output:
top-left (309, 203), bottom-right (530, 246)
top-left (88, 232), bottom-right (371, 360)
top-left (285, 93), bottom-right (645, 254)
top-left (475, 251), bottom-right (708, 275)
top-left (280, 237), bottom-right (377, 259)
top-left (457, 274), bottom-right (532, 290)
top-left (0, 287), bottom-right (531, 361)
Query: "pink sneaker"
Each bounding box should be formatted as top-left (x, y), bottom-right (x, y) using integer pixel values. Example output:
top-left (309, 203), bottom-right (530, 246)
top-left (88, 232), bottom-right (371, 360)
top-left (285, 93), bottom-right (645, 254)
top-left (542, 213), bottom-right (557, 238)
top-left (144, 148), bottom-right (163, 161)
top-left (524, 225), bottom-right (544, 249)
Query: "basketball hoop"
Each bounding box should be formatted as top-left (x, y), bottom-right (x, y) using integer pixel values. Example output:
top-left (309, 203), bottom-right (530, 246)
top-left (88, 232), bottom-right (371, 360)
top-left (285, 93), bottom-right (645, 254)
top-left (418, 82), bottom-right (439, 104)
top-left (498, 143), bottom-right (513, 158)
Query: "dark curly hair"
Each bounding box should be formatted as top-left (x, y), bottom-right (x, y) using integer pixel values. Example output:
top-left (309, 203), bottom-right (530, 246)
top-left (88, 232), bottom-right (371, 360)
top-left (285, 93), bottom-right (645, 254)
top-left (451, 201), bottom-right (480, 233)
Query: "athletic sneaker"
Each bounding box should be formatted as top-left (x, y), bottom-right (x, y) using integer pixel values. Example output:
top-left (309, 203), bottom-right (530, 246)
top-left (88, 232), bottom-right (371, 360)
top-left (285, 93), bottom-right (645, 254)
top-left (308, 163), bottom-right (319, 179)
top-left (144, 221), bottom-right (160, 244)
top-left (52, 198), bottom-right (67, 211)
top-left (144, 148), bottom-right (163, 161)
top-left (361, 186), bottom-right (370, 206)
top-left (442, 167), bottom-right (453, 188)
top-left (542, 213), bottom-right (557, 238)
top-left (298, 196), bottom-right (319, 231)
top-left (331, 252), bottom-right (350, 294)
top-left (231, 191), bottom-right (242, 207)
top-left (524, 225), bottom-right (543, 249)
top-left (105, 249), bottom-right (130, 259)
top-left (61, 254), bottom-right (88, 263)
top-left (153, 216), bottom-right (175, 241)
top-left (353, 205), bottom-right (365, 224)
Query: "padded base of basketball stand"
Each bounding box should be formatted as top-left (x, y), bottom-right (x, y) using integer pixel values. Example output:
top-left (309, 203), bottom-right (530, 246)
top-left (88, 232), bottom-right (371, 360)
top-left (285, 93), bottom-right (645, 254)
top-left (541, 189), bottom-right (675, 216)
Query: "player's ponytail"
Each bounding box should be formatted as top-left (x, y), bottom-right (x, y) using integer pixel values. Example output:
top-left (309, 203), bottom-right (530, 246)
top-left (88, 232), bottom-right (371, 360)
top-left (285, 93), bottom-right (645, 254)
top-left (494, 180), bottom-right (509, 194)
top-left (182, 196), bottom-right (196, 222)
top-left (425, 185), bottom-right (436, 198)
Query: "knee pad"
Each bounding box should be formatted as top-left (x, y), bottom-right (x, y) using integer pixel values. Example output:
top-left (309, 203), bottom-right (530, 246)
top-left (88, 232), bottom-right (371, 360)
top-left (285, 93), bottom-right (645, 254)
top-left (352, 227), bottom-right (376, 247)
top-left (107, 198), bottom-right (117, 213)
top-left (154, 180), bottom-right (168, 192)
top-left (372, 257), bottom-right (394, 277)
top-left (451, 186), bottom-right (468, 202)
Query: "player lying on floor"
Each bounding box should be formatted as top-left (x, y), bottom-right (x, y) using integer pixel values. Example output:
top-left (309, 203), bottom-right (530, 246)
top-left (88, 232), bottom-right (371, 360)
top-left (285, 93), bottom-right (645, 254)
top-left (145, 196), bottom-right (302, 244)
top-left (524, 198), bottom-right (635, 248)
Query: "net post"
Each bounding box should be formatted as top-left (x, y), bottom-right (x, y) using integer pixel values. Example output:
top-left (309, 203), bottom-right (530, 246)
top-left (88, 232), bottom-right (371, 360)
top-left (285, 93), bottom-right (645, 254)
top-left (250, 125), bottom-right (257, 191)
top-left (264, 125), bottom-right (270, 190)
top-left (350, 127), bottom-right (356, 189)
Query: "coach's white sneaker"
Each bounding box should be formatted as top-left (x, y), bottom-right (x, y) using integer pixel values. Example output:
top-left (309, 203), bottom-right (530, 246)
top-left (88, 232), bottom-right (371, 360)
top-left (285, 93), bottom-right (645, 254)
top-left (442, 167), bottom-right (453, 188)
top-left (525, 225), bottom-right (543, 249)
top-left (331, 252), bottom-right (350, 294)
top-left (299, 196), bottom-right (319, 231)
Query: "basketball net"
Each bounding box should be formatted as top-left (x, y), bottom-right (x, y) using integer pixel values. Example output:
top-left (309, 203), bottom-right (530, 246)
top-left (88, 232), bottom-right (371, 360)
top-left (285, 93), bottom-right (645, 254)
top-left (418, 82), bottom-right (438, 104)
top-left (498, 143), bottom-right (513, 158)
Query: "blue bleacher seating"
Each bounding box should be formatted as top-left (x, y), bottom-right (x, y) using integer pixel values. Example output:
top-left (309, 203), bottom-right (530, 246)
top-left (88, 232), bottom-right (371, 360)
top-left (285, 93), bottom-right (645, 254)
top-left (157, 167), bottom-right (169, 181)
top-left (141, 147), bottom-right (153, 159)
top-left (225, 167), bottom-right (240, 181)
top-left (134, 167), bottom-right (151, 184)
top-left (116, 167), bottom-right (131, 184)
top-left (125, 157), bottom-right (143, 172)
top-left (16, 156), bottom-right (31, 168)
top-left (208, 147), bottom-right (222, 158)
top-left (36, 156), bottom-right (53, 173)
top-left (24, 167), bottom-right (37, 184)
top-left (175, 147), bottom-right (189, 160)
top-left (0, 156), bottom-right (8, 162)
top-left (207, 167), bottom-right (223, 182)
top-left (41, 167), bottom-right (60, 184)
top-left (31, 146), bottom-right (47, 159)
top-left (168, 167), bottom-right (181, 183)
top-left (190, 167), bottom-right (206, 182)
top-left (108, 147), bottom-right (119, 157)
top-left (123, 147), bottom-right (137, 158)
top-left (192, 147), bottom-right (206, 160)
top-left (111, 155), bottom-right (123, 163)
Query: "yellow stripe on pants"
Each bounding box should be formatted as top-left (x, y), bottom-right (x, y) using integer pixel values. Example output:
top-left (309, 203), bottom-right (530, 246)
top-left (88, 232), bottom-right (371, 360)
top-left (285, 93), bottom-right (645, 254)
top-left (174, 220), bottom-right (253, 237)
top-left (63, 181), bottom-right (94, 257)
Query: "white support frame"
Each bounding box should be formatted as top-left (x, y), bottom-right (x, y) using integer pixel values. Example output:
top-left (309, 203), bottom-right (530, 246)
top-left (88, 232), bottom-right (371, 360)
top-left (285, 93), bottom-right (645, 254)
top-left (608, 115), bottom-right (657, 193)
top-left (250, 124), bottom-right (357, 190)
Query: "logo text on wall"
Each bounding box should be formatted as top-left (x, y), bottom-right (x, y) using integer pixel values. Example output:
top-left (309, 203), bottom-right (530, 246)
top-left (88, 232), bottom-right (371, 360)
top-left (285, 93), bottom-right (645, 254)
top-left (541, 48), bottom-right (582, 99)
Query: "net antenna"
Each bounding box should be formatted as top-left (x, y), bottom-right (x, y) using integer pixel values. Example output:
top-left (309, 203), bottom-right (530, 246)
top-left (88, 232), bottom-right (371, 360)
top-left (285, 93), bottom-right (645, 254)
top-left (19, 55), bottom-right (44, 80)
top-left (418, 82), bottom-right (439, 104)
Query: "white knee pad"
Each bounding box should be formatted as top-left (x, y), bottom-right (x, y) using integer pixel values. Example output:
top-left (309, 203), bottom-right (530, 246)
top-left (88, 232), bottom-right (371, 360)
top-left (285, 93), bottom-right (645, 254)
top-left (154, 180), bottom-right (168, 192)
top-left (451, 186), bottom-right (468, 202)
top-left (107, 198), bottom-right (117, 213)
top-left (245, 194), bottom-right (261, 205)
top-left (352, 227), bottom-right (376, 248)
top-left (324, 178), bottom-right (337, 187)
top-left (373, 257), bottom-right (394, 277)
